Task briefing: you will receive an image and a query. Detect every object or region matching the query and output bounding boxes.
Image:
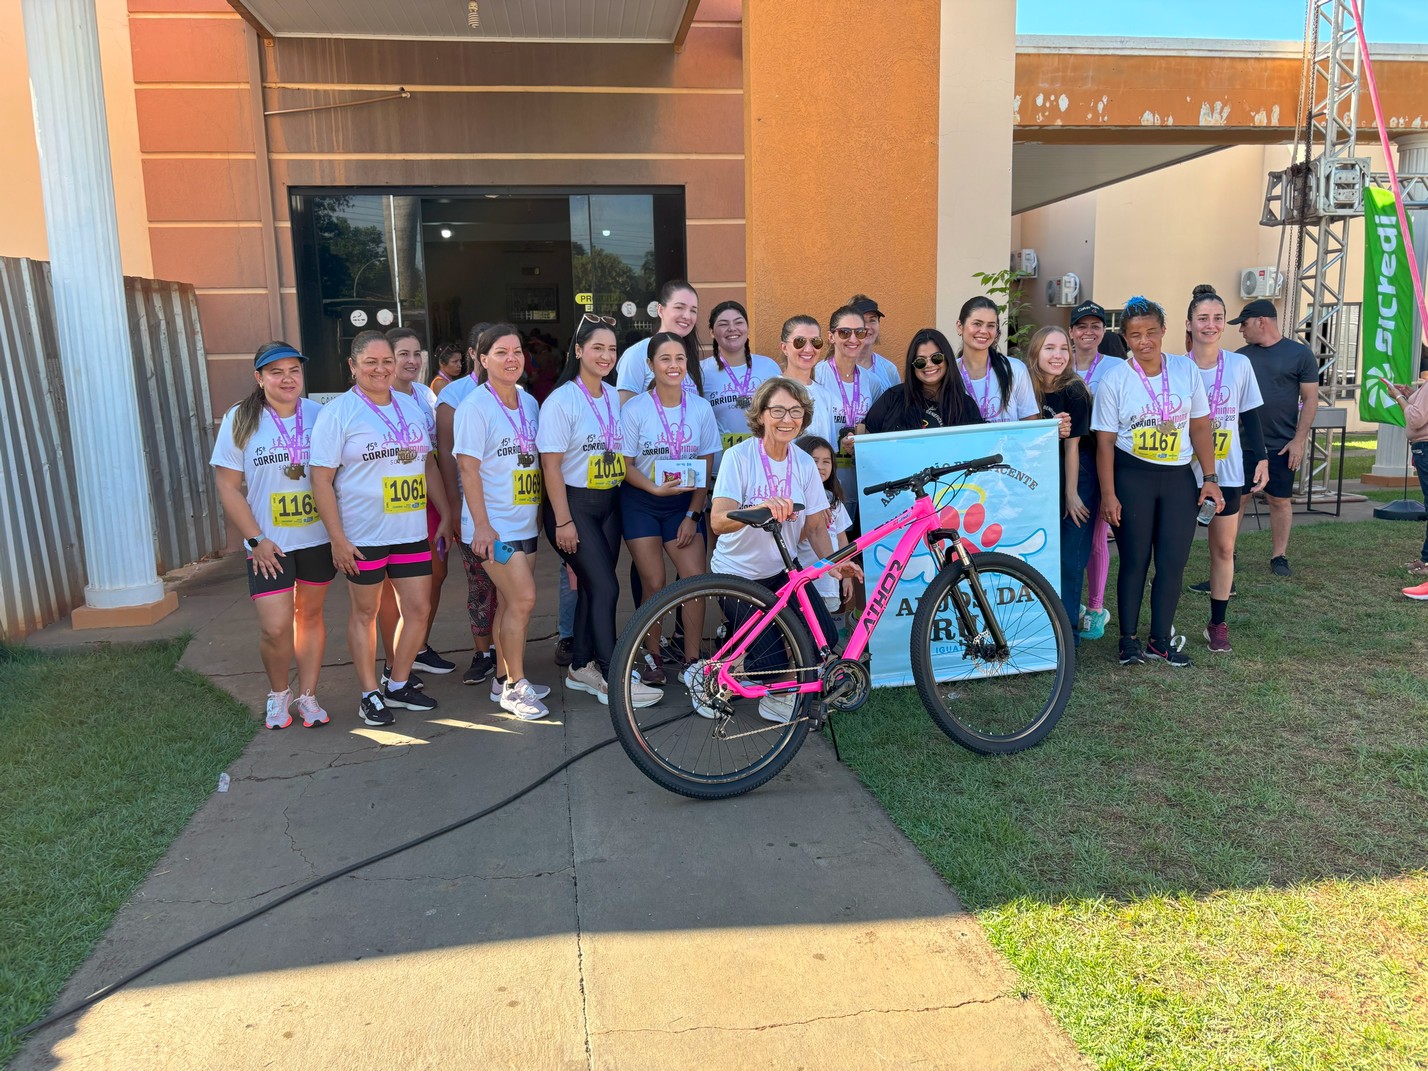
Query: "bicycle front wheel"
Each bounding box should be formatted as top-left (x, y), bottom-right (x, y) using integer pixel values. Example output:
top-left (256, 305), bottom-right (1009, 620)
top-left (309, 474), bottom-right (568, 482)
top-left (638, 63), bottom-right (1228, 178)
top-left (909, 551), bottom-right (1074, 755)
top-left (608, 573), bottom-right (820, 800)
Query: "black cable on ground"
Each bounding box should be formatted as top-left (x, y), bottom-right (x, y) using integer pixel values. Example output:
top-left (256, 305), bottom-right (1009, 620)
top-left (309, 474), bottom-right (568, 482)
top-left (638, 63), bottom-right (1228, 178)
top-left (10, 719), bottom-right (670, 1042)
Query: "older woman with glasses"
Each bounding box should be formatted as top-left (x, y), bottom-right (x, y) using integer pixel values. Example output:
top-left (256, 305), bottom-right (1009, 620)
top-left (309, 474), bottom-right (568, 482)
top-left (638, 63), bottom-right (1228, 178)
top-left (864, 328), bottom-right (984, 434)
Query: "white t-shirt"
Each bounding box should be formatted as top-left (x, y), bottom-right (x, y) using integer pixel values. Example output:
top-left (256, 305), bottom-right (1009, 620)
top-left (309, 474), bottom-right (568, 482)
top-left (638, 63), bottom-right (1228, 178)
top-left (792, 379), bottom-right (841, 448)
top-left (618, 390), bottom-right (721, 482)
top-left (536, 379), bottom-right (628, 491)
top-left (1091, 353), bottom-right (1211, 467)
top-left (1074, 353), bottom-right (1121, 397)
top-left (210, 399), bottom-right (330, 553)
top-left (615, 336), bottom-right (698, 395)
top-left (957, 356), bottom-right (1039, 422)
top-left (453, 383), bottom-right (543, 543)
top-left (1189, 350), bottom-right (1265, 488)
top-left (308, 388), bottom-right (432, 546)
top-left (797, 496), bottom-right (852, 601)
top-left (862, 352), bottom-right (902, 393)
top-left (813, 361), bottom-right (886, 505)
top-left (435, 372), bottom-right (480, 414)
top-left (699, 354), bottom-right (784, 445)
top-left (711, 439), bottom-right (829, 580)
top-left (400, 383), bottom-right (438, 444)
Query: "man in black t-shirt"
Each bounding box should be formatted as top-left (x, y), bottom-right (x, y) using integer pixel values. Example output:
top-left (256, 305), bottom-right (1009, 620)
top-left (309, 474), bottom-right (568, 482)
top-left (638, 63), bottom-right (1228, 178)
top-left (1229, 300), bottom-right (1319, 577)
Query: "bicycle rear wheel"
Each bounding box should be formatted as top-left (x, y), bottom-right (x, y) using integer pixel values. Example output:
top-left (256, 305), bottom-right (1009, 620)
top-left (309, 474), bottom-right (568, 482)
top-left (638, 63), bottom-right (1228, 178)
top-left (909, 551), bottom-right (1074, 755)
top-left (608, 573), bottom-right (819, 800)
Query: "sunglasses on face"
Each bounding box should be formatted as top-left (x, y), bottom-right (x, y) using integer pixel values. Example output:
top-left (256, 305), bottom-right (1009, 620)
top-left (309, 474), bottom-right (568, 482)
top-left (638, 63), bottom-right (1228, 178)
top-left (833, 327), bottom-right (871, 340)
top-left (788, 335), bottom-right (824, 350)
top-left (912, 353), bottom-right (947, 370)
top-left (765, 405), bottom-right (806, 421)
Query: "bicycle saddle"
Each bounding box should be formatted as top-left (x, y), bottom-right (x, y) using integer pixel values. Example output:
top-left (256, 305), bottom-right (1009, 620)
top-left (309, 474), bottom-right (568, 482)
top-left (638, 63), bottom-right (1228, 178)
top-left (729, 503), bottom-right (805, 529)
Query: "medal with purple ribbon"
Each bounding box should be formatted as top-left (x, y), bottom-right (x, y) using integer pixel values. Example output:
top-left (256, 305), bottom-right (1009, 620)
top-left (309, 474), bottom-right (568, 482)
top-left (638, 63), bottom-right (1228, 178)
top-left (652, 389), bottom-right (689, 462)
top-left (578, 378), bottom-right (619, 465)
top-left (958, 358), bottom-right (997, 421)
top-left (353, 387), bottom-right (422, 463)
top-left (265, 402), bottom-right (306, 479)
top-left (487, 382), bottom-right (537, 467)
top-left (1129, 356), bottom-right (1176, 434)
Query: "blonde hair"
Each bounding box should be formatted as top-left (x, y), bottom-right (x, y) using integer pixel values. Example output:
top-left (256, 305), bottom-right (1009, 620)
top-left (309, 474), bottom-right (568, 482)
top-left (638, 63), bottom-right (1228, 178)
top-left (1023, 326), bottom-right (1085, 411)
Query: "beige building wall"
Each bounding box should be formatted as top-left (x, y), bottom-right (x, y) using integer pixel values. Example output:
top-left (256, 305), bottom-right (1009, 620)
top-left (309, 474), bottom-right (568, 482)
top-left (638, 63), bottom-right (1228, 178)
top-left (1016, 194), bottom-right (1097, 331)
top-left (0, 0), bottom-right (154, 276)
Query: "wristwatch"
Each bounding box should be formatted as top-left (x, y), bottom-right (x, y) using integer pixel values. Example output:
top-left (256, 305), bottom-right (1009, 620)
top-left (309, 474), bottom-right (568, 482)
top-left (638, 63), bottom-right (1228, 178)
top-left (245, 536), bottom-right (262, 550)
top-left (1203, 474), bottom-right (1219, 484)
top-left (685, 510), bottom-right (698, 520)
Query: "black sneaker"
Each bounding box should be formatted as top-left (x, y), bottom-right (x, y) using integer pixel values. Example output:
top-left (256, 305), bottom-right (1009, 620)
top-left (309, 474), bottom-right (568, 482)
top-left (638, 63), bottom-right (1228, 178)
top-left (383, 681), bottom-right (437, 711)
top-left (1118, 636), bottom-right (1146, 665)
top-left (553, 636), bottom-right (574, 668)
top-left (1187, 580), bottom-right (1237, 597)
top-left (381, 665), bottom-right (425, 691)
top-left (463, 651), bottom-right (495, 685)
top-left (359, 692), bottom-right (394, 726)
top-left (1270, 556), bottom-right (1292, 578)
top-left (412, 645), bottom-right (456, 674)
top-left (1145, 637), bottom-right (1192, 667)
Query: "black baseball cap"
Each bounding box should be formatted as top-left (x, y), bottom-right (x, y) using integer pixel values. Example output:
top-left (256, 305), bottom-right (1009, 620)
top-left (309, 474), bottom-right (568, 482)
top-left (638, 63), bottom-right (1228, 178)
top-left (850, 297), bottom-right (885, 319)
top-left (1228, 299), bottom-right (1278, 325)
top-left (1069, 301), bottom-right (1106, 326)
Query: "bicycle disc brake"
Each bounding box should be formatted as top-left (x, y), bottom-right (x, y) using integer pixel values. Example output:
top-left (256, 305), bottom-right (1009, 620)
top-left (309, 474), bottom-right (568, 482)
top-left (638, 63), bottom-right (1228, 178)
top-left (821, 658), bottom-right (871, 712)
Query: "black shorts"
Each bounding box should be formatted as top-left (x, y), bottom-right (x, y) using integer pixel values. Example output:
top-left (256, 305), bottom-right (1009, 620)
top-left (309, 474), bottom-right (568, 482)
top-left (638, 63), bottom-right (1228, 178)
top-left (248, 543), bottom-right (336, 600)
top-left (1261, 447), bottom-right (1295, 498)
top-left (1217, 486), bottom-right (1243, 517)
top-left (347, 539), bottom-right (434, 585)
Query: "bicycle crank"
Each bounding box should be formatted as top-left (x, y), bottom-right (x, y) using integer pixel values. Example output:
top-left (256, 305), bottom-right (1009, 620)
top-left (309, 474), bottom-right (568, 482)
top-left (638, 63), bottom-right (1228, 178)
top-left (821, 658), bottom-right (871, 712)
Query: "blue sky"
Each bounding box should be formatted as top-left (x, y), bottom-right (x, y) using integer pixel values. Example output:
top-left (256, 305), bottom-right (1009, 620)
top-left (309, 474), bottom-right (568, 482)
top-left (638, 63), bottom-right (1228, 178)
top-left (1017, 0), bottom-right (1428, 44)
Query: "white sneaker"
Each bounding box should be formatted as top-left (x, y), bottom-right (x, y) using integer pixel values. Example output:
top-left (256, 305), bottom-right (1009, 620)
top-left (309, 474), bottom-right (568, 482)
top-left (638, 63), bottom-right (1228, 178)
top-left (491, 675), bottom-right (552, 702)
top-left (627, 674), bottom-right (663, 710)
top-left (565, 662), bottom-right (608, 700)
top-left (501, 678), bottom-right (549, 720)
top-left (265, 689), bottom-right (292, 730)
top-left (292, 691), bottom-right (328, 727)
top-left (758, 691), bottom-right (798, 724)
top-left (682, 661), bottom-right (719, 719)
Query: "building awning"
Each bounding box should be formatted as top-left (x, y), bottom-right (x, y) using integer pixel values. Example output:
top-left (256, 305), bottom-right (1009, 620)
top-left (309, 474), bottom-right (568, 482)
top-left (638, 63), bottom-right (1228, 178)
top-left (231, 0), bottom-right (701, 45)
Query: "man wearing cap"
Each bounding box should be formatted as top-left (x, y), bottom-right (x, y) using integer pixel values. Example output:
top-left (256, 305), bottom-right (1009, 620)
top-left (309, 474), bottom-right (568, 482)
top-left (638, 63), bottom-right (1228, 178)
top-left (1231, 299), bottom-right (1319, 577)
top-left (849, 293), bottom-right (902, 391)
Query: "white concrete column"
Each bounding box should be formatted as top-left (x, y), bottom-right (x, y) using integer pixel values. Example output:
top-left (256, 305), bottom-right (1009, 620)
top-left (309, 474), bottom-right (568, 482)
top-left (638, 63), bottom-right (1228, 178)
top-left (22, 0), bottom-right (165, 610)
top-left (1370, 132), bottom-right (1428, 481)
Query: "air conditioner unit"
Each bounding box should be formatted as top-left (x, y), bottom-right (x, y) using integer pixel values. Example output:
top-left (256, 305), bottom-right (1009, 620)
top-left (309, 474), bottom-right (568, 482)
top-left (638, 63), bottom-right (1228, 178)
top-left (1045, 272), bottom-right (1080, 307)
top-left (1010, 248), bottom-right (1038, 278)
top-left (1239, 266), bottom-right (1283, 300)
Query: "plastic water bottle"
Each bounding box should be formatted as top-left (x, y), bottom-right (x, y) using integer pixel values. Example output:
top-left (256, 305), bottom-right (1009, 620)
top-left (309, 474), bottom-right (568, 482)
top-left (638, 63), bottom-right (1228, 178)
top-left (1195, 498), bottom-right (1218, 527)
top-left (217, 772), bottom-right (230, 793)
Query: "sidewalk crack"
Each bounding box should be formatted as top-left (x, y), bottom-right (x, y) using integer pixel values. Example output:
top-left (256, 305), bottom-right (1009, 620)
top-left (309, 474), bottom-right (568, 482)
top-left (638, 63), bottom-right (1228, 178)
top-left (565, 717), bottom-right (595, 1071)
top-left (592, 994), bottom-right (1017, 1036)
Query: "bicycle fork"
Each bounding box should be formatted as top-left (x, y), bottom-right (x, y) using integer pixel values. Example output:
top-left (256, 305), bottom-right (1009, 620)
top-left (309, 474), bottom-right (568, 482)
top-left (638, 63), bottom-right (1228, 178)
top-left (932, 532), bottom-right (1012, 660)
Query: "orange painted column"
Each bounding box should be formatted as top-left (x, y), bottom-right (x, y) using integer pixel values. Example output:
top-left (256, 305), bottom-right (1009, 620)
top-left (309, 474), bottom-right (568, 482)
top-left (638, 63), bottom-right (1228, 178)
top-left (743, 0), bottom-right (939, 363)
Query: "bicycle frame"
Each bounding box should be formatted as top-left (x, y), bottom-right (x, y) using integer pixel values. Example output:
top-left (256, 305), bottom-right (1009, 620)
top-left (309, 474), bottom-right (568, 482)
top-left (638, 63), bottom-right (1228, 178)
top-left (709, 487), bottom-right (999, 702)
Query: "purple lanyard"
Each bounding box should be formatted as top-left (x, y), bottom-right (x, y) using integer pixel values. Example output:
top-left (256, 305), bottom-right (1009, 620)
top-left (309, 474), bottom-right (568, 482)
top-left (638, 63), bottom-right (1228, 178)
top-left (264, 402), bottom-right (305, 464)
top-left (728, 358), bottom-right (754, 399)
top-left (831, 365), bottom-right (863, 424)
top-left (756, 441), bottom-right (790, 500)
top-left (1129, 356), bottom-right (1172, 423)
top-left (352, 387), bottom-right (418, 448)
top-left (958, 359), bottom-right (997, 420)
top-left (577, 378), bottom-right (618, 453)
top-left (652, 390), bottom-right (689, 460)
top-left (485, 383), bottom-right (535, 454)
top-left (1207, 350), bottom-right (1228, 421)
top-left (1081, 352), bottom-right (1104, 382)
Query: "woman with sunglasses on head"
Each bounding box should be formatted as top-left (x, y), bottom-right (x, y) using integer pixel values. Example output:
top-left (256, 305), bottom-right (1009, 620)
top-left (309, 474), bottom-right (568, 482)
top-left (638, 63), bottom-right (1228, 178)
top-left (847, 294), bottom-right (903, 392)
top-left (538, 315), bottom-right (662, 708)
top-left (701, 300), bottom-right (782, 456)
top-left (815, 304), bottom-right (888, 510)
top-left (1092, 296), bottom-right (1223, 669)
top-left (615, 280), bottom-right (702, 403)
top-left (453, 324), bottom-right (552, 720)
top-left (376, 327), bottom-right (458, 683)
top-left (709, 378), bottom-right (862, 723)
top-left (435, 322), bottom-right (500, 687)
top-left (211, 341), bottom-right (334, 731)
top-left (1183, 284), bottom-right (1267, 653)
top-left (310, 331), bottom-right (446, 727)
top-left (430, 342), bottom-right (465, 397)
top-left (955, 296), bottom-right (1039, 424)
top-left (864, 328), bottom-right (984, 434)
top-left (620, 331), bottom-right (721, 683)
top-left (776, 314), bottom-right (840, 447)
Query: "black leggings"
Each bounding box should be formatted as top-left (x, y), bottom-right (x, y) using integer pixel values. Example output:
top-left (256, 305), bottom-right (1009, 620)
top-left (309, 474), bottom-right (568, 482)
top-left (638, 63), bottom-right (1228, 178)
top-left (1110, 451), bottom-right (1198, 643)
top-left (720, 571), bottom-right (840, 675)
top-left (542, 486), bottom-right (621, 675)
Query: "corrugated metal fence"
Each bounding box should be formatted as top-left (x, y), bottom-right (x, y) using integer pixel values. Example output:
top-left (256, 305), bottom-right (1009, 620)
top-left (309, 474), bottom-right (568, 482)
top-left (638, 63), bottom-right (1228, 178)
top-left (0, 258), bottom-right (223, 639)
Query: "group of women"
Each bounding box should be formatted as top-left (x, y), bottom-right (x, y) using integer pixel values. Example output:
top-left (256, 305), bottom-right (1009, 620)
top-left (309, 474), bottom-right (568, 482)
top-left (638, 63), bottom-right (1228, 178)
top-left (212, 277), bottom-right (1269, 730)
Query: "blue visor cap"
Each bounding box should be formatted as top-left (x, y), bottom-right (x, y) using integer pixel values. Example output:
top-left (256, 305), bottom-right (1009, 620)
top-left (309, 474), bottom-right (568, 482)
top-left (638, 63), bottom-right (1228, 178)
top-left (255, 344), bottom-right (307, 369)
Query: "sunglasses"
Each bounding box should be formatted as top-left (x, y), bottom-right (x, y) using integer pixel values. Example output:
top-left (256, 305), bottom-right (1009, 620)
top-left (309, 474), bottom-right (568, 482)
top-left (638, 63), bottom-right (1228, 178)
top-left (832, 326), bottom-right (871, 340)
top-left (581, 313), bottom-right (617, 327)
top-left (788, 335), bottom-right (824, 350)
top-left (912, 353), bottom-right (947, 370)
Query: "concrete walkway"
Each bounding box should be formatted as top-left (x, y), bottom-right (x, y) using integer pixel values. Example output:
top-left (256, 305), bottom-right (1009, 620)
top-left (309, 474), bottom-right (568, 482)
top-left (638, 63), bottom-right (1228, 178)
top-left (17, 548), bottom-right (1091, 1070)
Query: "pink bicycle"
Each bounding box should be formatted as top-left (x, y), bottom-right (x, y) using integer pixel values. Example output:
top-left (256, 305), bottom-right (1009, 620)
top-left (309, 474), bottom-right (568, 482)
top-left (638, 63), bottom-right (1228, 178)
top-left (609, 453), bottom-right (1076, 799)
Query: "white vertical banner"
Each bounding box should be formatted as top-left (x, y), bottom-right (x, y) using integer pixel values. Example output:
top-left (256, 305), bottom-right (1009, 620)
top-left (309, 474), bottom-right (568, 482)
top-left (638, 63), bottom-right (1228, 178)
top-left (855, 420), bottom-right (1063, 687)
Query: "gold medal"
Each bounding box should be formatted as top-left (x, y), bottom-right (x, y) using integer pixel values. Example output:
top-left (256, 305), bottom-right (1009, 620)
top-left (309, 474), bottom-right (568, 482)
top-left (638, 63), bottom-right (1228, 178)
top-left (1156, 420), bottom-right (1176, 435)
top-left (396, 447), bottom-right (417, 464)
top-left (284, 463), bottom-right (305, 480)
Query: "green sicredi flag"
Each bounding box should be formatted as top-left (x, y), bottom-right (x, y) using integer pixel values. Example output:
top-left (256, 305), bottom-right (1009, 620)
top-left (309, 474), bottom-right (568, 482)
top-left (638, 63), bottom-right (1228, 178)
top-left (1359, 185), bottom-right (1415, 426)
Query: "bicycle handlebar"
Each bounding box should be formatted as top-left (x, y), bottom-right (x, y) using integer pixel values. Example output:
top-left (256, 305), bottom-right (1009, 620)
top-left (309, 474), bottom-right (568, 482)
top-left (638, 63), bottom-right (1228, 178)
top-left (862, 453), bottom-right (1004, 497)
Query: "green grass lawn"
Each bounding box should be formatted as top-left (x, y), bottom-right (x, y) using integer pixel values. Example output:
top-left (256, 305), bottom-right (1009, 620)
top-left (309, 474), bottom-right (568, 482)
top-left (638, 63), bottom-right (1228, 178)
top-left (0, 640), bottom-right (257, 1066)
top-left (836, 520), bottom-right (1428, 1070)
